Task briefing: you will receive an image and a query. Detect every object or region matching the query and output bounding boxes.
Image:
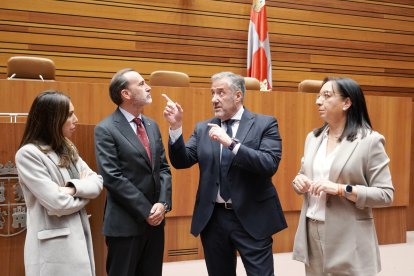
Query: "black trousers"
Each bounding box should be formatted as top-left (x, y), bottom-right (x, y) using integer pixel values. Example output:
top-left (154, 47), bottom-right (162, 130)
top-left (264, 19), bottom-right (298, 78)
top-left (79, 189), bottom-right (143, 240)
top-left (105, 224), bottom-right (164, 276)
top-left (200, 204), bottom-right (274, 276)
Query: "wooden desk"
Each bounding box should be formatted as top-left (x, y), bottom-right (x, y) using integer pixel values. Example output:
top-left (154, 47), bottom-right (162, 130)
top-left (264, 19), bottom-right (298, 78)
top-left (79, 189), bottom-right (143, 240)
top-left (0, 80), bottom-right (412, 275)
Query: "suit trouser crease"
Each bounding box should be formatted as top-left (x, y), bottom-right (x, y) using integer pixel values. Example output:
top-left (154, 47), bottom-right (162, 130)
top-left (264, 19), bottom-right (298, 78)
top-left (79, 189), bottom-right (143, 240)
top-left (106, 224), bottom-right (164, 276)
top-left (200, 205), bottom-right (274, 276)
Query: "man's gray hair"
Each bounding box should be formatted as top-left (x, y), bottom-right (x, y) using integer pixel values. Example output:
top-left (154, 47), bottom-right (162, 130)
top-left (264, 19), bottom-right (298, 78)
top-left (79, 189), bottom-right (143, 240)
top-left (211, 72), bottom-right (245, 99)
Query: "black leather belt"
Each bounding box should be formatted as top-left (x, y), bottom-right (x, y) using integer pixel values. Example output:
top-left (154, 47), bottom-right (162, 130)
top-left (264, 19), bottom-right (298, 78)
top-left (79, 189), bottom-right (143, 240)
top-left (215, 202), bottom-right (233, 210)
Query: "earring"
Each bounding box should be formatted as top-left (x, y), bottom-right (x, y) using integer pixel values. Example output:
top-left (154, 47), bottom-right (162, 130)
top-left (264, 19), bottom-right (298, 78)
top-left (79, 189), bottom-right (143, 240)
top-left (343, 107), bottom-right (347, 111)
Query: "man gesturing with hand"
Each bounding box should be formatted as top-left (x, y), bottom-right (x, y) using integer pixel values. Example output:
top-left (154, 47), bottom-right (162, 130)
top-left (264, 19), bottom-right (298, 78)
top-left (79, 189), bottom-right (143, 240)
top-left (162, 72), bottom-right (287, 276)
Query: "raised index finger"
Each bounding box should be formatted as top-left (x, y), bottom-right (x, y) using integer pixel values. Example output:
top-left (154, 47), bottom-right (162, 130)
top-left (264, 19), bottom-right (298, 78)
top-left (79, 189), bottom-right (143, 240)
top-left (161, 93), bottom-right (174, 103)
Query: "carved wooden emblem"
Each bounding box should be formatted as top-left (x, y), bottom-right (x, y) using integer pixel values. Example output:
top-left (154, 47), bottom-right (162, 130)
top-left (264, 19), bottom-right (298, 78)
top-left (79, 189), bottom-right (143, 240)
top-left (0, 161), bottom-right (26, 237)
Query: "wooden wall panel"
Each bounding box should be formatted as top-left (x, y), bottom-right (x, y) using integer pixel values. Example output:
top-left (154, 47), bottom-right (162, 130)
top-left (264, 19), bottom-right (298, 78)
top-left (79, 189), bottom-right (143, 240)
top-left (374, 207), bottom-right (407, 244)
top-left (0, 80), bottom-right (116, 124)
top-left (409, 102), bottom-right (414, 230)
top-left (0, 0), bottom-right (413, 270)
top-left (0, 80), bottom-right (411, 275)
top-left (70, 125), bottom-right (107, 276)
top-left (0, 0), bottom-right (413, 91)
top-left (0, 80), bottom-right (411, 211)
top-left (164, 216), bottom-right (201, 262)
top-left (0, 124), bottom-right (25, 276)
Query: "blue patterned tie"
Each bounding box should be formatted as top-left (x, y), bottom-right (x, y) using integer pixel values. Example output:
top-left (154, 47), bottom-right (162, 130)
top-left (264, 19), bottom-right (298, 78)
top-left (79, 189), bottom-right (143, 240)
top-left (220, 119), bottom-right (235, 201)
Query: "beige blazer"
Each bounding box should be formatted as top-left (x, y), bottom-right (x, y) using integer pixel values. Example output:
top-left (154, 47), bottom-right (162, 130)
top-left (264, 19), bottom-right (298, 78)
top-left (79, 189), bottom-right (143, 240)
top-left (292, 129), bottom-right (394, 276)
top-left (15, 144), bottom-right (103, 276)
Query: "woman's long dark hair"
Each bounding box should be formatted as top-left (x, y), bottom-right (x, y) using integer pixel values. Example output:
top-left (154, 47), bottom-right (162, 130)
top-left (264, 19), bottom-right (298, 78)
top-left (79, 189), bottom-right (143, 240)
top-left (314, 77), bottom-right (372, 141)
top-left (20, 90), bottom-right (78, 167)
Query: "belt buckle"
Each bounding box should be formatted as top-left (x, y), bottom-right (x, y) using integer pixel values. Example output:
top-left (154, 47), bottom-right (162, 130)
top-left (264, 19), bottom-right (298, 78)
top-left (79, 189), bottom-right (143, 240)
top-left (224, 202), bottom-right (232, 210)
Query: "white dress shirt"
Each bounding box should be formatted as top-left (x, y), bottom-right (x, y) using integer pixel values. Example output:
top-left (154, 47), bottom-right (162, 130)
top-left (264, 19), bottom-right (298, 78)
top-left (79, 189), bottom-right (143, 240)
top-left (306, 131), bottom-right (341, 221)
top-left (169, 107), bottom-right (245, 203)
top-left (119, 107), bottom-right (143, 134)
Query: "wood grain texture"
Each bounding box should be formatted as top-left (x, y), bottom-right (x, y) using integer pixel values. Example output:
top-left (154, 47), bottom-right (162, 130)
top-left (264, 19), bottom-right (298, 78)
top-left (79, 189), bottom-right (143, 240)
top-left (0, 124), bottom-right (25, 276)
top-left (409, 101), bottom-right (414, 231)
top-left (1, 0), bottom-right (414, 91)
top-left (0, 0), bottom-right (414, 267)
top-left (0, 80), bottom-right (410, 211)
top-left (0, 80), bottom-right (411, 274)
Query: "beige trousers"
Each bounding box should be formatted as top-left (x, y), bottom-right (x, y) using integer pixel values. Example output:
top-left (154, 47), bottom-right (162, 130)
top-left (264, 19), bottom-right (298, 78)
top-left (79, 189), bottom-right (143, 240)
top-left (306, 218), bottom-right (333, 276)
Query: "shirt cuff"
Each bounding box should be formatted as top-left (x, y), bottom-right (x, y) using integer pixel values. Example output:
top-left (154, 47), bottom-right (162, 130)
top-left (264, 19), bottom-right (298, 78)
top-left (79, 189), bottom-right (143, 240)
top-left (232, 142), bottom-right (241, 154)
top-left (169, 126), bottom-right (183, 143)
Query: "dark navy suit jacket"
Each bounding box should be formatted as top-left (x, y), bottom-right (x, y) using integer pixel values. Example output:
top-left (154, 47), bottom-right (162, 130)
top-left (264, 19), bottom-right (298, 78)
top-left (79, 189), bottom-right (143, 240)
top-left (95, 108), bottom-right (172, 237)
top-left (169, 108), bottom-right (287, 240)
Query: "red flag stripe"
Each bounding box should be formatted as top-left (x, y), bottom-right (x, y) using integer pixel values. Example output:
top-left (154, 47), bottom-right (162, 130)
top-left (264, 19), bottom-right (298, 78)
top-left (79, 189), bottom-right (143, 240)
top-left (250, 5), bottom-right (268, 42)
top-left (247, 0), bottom-right (272, 91)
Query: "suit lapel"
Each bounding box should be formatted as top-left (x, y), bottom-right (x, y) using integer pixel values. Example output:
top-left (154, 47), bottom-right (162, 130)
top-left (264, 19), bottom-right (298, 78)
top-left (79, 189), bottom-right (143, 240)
top-left (226, 109), bottom-right (254, 167)
top-left (212, 109), bottom-right (254, 171)
top-left (235, 109), bottom-right (254, 144)
top-left (113, 109), bottom-right (152, 167)
top-left (329, 137), bottom-right (359, 182)
top-left (210, 117), bottom-right (221, 168)
top-left (44, 150), bottom-right (69, 185)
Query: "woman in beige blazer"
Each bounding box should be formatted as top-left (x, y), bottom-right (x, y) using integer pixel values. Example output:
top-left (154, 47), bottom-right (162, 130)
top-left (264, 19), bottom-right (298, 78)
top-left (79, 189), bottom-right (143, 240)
top-left (291, 77), bottom-right (394, 276)
top-left (15, 91), bottom-right (103, 276)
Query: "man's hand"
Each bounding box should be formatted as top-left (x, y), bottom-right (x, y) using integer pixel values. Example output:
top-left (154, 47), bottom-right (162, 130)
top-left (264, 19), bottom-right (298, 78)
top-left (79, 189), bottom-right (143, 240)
top-left (146, 203), bottom-right (166, 226)
top-left (161, 93), bottom-right (183, 130)
top-left (207, 123), bottom-right (232, 147)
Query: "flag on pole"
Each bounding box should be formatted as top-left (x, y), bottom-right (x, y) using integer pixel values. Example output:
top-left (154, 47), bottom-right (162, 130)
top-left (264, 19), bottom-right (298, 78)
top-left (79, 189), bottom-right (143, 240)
top-left (247, 0), bottom-right (272, 91)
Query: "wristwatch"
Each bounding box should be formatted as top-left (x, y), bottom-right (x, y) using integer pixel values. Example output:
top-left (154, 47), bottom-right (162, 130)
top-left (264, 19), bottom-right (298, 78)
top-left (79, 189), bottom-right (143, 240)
top-left (228, 138), bottom-right (240, 151)
top-left (345, 185), bottom-right (353, 197)
top-left (162, 202), bottom-right (170, 213)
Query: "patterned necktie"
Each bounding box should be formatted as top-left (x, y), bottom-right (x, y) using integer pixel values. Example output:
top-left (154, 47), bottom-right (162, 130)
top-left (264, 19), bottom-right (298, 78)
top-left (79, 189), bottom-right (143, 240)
top-left (219, 119), bottom-right (235, 201)
top-left (132, 117), bottom-right (152, 161)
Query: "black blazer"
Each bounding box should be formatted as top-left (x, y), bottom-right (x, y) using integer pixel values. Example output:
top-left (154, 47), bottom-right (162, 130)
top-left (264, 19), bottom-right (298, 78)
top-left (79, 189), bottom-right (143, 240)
top-left (169, 109), bottom-right (287, 240)
top-left (95, 108), bottom-right (172, 237)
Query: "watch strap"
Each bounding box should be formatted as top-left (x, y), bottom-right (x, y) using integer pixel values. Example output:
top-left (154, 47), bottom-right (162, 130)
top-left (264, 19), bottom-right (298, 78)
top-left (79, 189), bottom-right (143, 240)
top-left (161, 202), bottom-right (170, 213)
top-left (228, 138), bottom-right (239, 151)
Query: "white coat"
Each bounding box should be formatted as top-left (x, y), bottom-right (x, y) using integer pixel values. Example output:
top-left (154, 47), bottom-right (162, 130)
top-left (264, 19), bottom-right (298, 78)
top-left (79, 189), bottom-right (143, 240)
top-left (15, 144), bottom-right (103, 276)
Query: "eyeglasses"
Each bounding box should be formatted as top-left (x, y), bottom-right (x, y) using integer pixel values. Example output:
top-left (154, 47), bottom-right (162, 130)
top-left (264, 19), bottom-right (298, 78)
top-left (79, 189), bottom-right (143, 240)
top-left (316, 91), bottom-right (334, 101)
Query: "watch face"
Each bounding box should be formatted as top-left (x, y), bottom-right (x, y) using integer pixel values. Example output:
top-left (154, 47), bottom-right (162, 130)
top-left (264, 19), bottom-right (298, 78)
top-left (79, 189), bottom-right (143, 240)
top-left (346, 185), bottom-right (353, 193)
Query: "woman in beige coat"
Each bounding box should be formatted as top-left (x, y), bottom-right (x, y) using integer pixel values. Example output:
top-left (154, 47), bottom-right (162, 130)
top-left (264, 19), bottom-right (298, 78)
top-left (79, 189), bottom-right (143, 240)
top-left (292, 77), bottom-right (394, 275)
top-left (15, 90), bottom-right (103, 276)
